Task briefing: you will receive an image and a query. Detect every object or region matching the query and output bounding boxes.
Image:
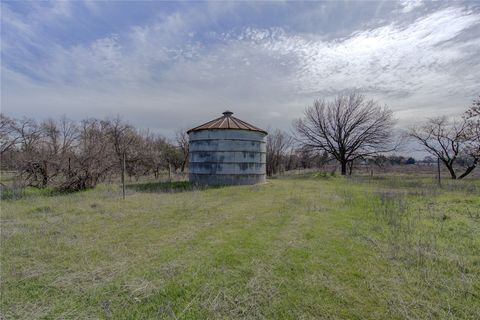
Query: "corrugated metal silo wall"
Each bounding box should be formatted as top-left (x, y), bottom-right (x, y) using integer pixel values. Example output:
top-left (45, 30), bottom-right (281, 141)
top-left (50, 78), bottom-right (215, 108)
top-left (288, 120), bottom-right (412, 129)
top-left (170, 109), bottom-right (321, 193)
top-left (188, 129), bottom-right (267, 185)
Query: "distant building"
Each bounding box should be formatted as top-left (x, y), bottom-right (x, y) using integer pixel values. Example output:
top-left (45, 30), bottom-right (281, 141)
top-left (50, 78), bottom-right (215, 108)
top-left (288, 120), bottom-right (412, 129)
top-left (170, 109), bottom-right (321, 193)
top-left (187, 111), bottom-right (267, 185)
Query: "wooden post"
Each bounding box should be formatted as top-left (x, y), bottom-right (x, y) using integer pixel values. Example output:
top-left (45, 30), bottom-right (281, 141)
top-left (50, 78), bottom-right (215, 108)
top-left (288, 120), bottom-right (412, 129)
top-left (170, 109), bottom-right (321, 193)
top-left (122, 151), bottom-right (126, 199)
top-left (437, 157), bottom-right (441, 187)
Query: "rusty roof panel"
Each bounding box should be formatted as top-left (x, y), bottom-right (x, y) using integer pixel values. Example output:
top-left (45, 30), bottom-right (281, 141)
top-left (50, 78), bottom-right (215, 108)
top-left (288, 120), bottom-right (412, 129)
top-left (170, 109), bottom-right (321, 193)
top-left (187, 111), bottom-right (267, 134)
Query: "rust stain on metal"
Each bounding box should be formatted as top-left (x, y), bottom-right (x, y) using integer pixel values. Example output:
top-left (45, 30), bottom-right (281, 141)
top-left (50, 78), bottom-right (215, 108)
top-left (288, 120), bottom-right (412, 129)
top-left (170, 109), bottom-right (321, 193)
top-left (188, 111), bottom-right (268, 185)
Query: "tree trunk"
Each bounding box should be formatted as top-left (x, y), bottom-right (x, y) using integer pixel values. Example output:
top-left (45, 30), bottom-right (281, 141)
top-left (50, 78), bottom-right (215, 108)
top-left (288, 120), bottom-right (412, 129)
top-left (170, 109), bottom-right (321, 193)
top-left (42, 161), bottom-right (48, 187)
top-left (341, 161), bottom-right (347, 175)
top-left (445, 163), bottom-right (457, 179)
top-left (181, 154), bottom-right (188, 173)
top-left (458, 159), bottom-right (478, 179)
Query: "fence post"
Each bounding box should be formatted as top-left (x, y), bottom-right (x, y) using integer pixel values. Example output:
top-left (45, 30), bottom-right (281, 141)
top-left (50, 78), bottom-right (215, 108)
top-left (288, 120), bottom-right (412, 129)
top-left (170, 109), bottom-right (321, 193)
top-left (122, 151), bottom-right (126, 199)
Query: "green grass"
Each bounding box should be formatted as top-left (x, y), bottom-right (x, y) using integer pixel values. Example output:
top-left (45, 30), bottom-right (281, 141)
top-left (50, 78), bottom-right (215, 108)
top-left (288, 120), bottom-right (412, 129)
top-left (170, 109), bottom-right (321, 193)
top-left (0, 186), bottom-right (58, 201)
top-left (1, 173), bottom-right (479, 319)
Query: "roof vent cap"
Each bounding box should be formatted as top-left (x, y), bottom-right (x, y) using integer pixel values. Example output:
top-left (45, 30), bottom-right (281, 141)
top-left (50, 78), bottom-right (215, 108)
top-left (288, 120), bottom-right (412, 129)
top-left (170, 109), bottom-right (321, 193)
top-left (223, 110), bottom-right (233, 117)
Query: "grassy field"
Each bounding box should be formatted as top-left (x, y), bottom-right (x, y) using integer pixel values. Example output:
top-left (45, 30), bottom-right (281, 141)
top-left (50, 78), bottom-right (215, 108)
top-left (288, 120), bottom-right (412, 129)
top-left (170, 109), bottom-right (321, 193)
top-left (1, 173), bottom-right (479, 319)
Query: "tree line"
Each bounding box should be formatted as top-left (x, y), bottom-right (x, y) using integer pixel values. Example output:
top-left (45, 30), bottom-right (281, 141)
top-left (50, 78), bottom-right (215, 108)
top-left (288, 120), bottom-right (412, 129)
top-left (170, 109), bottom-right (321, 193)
top-left (0, 115), bottom-right (188, 191)
top-left (1, 92), bottom-right (479, 193)
top-left (269, 92), bottom-right (479, 179)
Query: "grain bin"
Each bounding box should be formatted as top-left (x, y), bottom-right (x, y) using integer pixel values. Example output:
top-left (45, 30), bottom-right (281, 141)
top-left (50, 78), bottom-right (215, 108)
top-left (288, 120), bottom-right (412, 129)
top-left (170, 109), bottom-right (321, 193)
top-left (187, 111), bottom-right (268, 185)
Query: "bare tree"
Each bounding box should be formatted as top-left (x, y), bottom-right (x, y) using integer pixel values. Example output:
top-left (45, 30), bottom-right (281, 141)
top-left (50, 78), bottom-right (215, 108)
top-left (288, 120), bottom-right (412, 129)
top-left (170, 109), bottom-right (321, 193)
top-left (138, 132), bottom-right (164, 179)
top-left (410, 115), bottom-right (478, 179)
top-left (0, 114), bottom-right (20, 156)
top-left (1, 114), bottom-right (201, 191)
top-left (266, 129), bottom-right (292, 176)
top-left (175, 129), bottom-right (189, 173)
top-left (294, 92), bottom-right (396, 175)
top-left (466, 96), bottom-right (480, 118)
top-left (56, 117), bottom-right (79, 180)
top-left (162, 141), bottom-right (184, 176)
top-left (105, 117), bottom-right (137, 173)
top-left (59, 119), bottom-right (114, 191)
top-left (10, 118), bottom-right (46, 187)
top-left (31, 117), bottom-right (78, 187)
top-left (461, 96), bottom-right (480, 177)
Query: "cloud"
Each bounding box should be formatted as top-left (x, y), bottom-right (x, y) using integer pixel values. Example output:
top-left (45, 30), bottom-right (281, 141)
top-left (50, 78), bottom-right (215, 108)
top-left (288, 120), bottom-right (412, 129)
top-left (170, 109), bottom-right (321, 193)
top-left (242, 7), bottom-right (480, 101)
top-left (399, 0), bottom-right (424, 13)
top-left (1, 2), bottom-right (479, 138)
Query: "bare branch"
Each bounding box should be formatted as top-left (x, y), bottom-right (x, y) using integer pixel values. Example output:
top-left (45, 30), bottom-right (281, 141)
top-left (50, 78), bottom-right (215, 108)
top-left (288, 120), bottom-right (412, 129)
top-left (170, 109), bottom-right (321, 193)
top-left (294, 92), bottom-right (396, 175)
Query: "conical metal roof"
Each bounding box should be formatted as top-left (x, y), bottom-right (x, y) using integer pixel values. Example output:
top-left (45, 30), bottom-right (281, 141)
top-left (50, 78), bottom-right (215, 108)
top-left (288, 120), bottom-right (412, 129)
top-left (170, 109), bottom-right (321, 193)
top-left (187, 111), bottom-right (267, 134)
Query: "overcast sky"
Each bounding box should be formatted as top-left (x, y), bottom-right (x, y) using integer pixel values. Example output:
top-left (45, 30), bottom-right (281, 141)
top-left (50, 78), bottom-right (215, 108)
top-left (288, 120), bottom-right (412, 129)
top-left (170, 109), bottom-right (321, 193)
top-left (1, 1), bottom-right (479, 138)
